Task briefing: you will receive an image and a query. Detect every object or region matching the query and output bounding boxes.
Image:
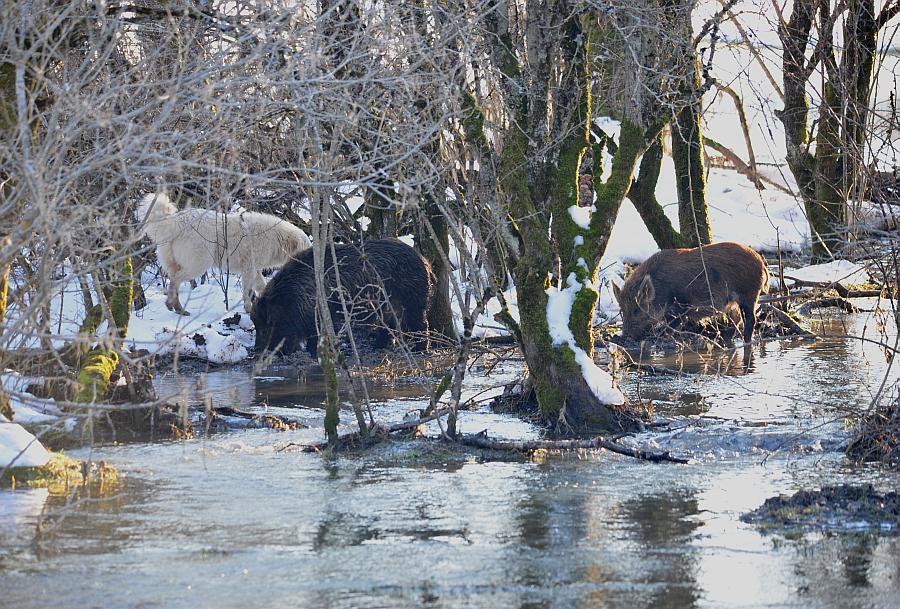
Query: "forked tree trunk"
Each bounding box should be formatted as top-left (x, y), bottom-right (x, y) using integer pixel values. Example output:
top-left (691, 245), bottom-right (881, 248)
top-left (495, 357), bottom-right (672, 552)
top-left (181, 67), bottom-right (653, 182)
top-left (494, 12), bottom-right (646, 432)
top-left (627, 134), bottom-right (689, 249)
top-left (779, 0), bottom-right (879, 261)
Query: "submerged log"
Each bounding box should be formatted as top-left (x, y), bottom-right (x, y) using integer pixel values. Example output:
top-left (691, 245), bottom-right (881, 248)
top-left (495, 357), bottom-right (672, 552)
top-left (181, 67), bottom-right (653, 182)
top-left (285, 408), bottom-right (686, 463)
top-left (456, 431), bottom-right (688, 463)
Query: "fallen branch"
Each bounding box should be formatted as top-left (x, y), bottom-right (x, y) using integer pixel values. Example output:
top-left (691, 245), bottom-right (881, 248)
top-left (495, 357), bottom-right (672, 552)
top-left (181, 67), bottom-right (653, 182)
top-left (796, 297), bottom-right (861, 316)
top-left (758, 303), bottom-right (816, 337)
top-left (456, 431), bottom-right (688, 463)
top-left (703, 136), bottom-right (793, 194)
top-left (282, 406), bottom-right (458, 453)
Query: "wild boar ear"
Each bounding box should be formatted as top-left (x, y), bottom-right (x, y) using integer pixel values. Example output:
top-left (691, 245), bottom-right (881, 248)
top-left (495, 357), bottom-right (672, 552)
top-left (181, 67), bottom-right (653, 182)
top-left (636, 275), bottom-right (655, 306)
top-left (612, 281), bottom-right (623, 304)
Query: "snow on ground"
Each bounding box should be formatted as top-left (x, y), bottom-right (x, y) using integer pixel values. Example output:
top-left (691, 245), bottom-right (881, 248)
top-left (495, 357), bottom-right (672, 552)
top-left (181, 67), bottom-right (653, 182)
top-left (128, 275), bottom-right (254, 364)
top-left (0, 417), bottom-right (51, 468)
top-left (1, 371), bottom-right (65, 426)
top-left (783, 260), bottom-right (871, 285)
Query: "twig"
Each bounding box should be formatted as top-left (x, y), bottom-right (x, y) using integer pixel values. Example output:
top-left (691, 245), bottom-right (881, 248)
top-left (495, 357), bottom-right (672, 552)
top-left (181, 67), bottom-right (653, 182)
top-left (281, 406), bottom-right (458, 452)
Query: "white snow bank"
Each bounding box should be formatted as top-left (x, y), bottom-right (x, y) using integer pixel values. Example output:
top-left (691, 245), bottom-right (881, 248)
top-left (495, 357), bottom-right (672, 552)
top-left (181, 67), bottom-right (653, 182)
top-left (128, 278), bottom-right (248, 349)
top-left (0, 417), bottom-right (51, 468)
top-left (785, 260), bottom-right (870, 285)
top-left (546, 273), bottom-right (625, 405)
top-left (155, 315), bottom-right (253, 365)
top-left (128, 274), bottom-right (255, 364)
top-left (1, 371), bottom-right (63, 425)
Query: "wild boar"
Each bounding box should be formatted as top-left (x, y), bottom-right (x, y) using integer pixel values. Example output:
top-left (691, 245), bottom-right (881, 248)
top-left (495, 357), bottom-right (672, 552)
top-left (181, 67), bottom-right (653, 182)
top-left (251, 239), bottom-right (432, 357)
top-left (612, 242), bottom-right (769, 342)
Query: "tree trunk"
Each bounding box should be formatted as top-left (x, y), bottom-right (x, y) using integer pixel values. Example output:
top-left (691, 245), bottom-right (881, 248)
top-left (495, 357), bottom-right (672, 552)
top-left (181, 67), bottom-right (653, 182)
top-left (627, 134), bottom-right (688, 249)
top-left (418, 197), bottom-right (457, 342)
top-left (672, 54), bottom-right (711, 247)
top-left (496, 11), bottom-right (644, 432)
top-left (0, 265), bottom-right (10, 420)
top-left (811, 81), bottom-right (846, 259)
top-left (364, 172), bottom-right (397, 239)
top-left (779, 0), bottom-right (818, 233)
top-left (75, 258), bottom-right (133, 403)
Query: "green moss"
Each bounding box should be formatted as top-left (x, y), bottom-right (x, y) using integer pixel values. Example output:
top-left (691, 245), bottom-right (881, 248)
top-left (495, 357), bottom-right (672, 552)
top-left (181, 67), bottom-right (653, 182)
top-left (110, 257), bottom-right (133, 337)
top-left (320, 337), bottom-right (340, 445)
top-left (75, 350), bottom-right (119, 403)
top-left (462, 93), bottom-right (488, 153)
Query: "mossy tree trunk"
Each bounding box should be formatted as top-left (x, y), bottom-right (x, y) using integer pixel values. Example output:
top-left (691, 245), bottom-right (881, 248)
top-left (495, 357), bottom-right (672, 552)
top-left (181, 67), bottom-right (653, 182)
top-left (672, 49), bottom-right (711, 247)
top-left (627, 134), bottom-right (690, 249)
top-left (490, 9), bottom-right (648, 433)
top-left (75, 258), bottom-right (133, 403)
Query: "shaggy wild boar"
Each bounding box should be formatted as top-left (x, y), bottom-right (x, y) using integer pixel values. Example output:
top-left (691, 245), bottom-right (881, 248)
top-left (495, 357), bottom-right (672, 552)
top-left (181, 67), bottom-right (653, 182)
top-left (251, 239), bottom-right (432, 356)
top-left (613, 242), bottom-right (769, 342)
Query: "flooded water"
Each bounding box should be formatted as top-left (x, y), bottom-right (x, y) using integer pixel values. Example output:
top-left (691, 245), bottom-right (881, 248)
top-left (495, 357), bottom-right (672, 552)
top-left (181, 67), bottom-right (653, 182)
top-left (1, 304), bottom-right (898, 609)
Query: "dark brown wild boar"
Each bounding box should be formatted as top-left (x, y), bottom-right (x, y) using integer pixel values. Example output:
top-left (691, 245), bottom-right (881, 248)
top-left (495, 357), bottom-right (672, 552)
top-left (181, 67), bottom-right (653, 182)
top-left (612, 242), bottom-right (769, 342)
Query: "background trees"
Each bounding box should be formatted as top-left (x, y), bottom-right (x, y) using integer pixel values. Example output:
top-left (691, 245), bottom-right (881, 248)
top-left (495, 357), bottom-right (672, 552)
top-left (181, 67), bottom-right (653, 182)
top-left (0, 0), bottom-right (897, 440)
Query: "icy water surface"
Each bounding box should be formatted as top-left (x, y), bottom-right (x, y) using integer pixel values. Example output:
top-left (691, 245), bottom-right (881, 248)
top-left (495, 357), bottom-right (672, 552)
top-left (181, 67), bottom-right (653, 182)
top-left (1, 305), bottom-right (898, 609)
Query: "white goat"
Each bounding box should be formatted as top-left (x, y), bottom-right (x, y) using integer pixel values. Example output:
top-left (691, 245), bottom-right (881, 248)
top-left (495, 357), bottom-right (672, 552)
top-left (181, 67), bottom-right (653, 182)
top-left (138, 192), bottom-right (311, 315)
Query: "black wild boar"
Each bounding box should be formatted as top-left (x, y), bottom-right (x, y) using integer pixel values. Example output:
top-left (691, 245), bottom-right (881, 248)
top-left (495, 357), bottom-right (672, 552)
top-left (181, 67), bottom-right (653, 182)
top-left (612, 242), bottom-right (769, 342)
top-left (251, 239), bottom-right (432, 356)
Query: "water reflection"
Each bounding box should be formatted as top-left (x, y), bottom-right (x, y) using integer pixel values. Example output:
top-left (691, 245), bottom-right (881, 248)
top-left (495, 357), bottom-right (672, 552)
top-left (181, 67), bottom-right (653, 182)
top-left (1, 309), bottom-right (899, 608)
top-left (619, 490), bottom-right (701, 609)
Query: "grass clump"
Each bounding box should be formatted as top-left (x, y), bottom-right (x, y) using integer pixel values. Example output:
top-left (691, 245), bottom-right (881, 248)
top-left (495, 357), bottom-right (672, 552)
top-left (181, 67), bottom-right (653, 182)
top-left (1, 452), bottom-right (119, 494)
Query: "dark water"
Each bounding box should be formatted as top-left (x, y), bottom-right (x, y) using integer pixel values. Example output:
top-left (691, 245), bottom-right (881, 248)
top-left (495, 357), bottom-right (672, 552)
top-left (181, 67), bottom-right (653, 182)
top-left (1, 304), bottom-right (898, 609)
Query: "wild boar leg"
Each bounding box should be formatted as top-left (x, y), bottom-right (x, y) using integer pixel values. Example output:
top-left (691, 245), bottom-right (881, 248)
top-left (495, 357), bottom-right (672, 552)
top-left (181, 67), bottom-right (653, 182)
top-left (740, 300), bottom-right (757, 342)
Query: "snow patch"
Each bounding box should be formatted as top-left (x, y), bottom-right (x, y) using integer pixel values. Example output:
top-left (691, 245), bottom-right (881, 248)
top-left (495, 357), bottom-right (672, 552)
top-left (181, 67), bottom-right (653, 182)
top-left (0, 417), bottom-right (51, 468)
top-left (593, 116), bottom-right (622, 142)
top-left (546, 273), bottom-right (625, 405)
top-left (155, 323), bottom-right (249, 365)
top-left (568, 205), bottom-right (596, 230)
top-left (786, 260), bottom-right (869, 285)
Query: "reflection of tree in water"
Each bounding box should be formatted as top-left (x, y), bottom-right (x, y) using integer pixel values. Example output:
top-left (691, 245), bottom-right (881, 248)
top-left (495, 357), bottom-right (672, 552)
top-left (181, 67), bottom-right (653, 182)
top-left (507, 468), bottom-right (703, 609)
top-left (511, 466), bottom-right (587, 609)
top-left (35, 477), bottom-right (161, 560)
top-left (617, 490), bottom-right (702, 609)
top-left (786, 534), bottom-right (897, 602)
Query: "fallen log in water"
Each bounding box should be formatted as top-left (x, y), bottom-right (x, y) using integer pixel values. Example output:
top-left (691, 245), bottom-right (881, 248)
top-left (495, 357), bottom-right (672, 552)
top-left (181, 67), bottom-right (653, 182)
top-left (280, 407), bottom-right (688, 463)
top-left (455, 430), bottom-right (689, 463)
